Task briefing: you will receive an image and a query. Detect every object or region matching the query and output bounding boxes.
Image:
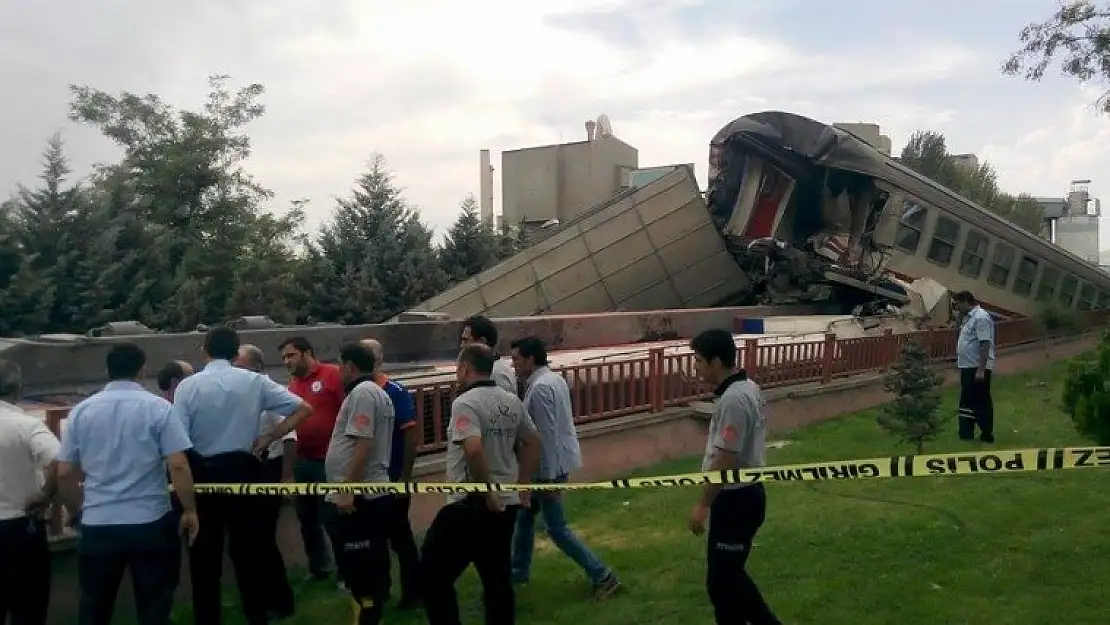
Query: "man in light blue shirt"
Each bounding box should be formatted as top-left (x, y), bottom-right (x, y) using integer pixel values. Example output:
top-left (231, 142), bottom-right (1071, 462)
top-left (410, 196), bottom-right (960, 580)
top-left (953, 291), bottom-right (996, 443)
top-left (57, 343), bottom-right (198, 625)
top-left (508, 336), bottom-right (621, 598)
top-left (172, 326), bottom-right (312, 625)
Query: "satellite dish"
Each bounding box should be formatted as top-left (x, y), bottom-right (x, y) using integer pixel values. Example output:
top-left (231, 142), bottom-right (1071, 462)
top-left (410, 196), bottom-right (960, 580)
top-left (596, 114), bottom-right (614, 139)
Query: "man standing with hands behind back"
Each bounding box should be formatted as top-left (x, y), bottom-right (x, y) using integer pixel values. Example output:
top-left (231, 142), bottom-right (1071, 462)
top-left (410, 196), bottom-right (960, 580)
top-left (687, 329), bottom-right (780, 625)
top-left (359, 338), bottom-right (422, 609)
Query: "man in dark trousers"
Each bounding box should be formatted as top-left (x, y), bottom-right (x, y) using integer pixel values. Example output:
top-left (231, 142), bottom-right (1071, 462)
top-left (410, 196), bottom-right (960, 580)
top-left (0, 360), bottom-right (61, 625)
top-left (687, 329), bottom-right (781, 625)
top-left (57, 343), bottom-right (200, 625)
top-left (233, 344), bottom-right (297, 620)
top-left (360, 338), bottom-right (422, 609)
top-left (953, 290), bottom-right (996, 443)
top-left (280, 336), bottom-right (347, 583)
top-left (173, 327), bottom-right (312, 625)
top-left (422, 344), bottom-right (542, 625)
top-left (324, 343), bottom-right (396, 624)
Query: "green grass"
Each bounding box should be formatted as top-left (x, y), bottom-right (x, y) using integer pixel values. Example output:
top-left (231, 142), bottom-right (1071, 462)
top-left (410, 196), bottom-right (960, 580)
top-left (174, 358), bottom-right (1110, 624)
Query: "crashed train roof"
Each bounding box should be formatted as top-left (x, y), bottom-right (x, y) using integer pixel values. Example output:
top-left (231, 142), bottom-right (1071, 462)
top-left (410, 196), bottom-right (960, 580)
top-left (707, 111), bottom-right (1110, 287)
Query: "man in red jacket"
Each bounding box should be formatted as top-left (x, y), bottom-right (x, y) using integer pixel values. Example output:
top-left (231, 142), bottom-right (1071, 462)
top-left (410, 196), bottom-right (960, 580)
top-left (280, 336), bottom-right (347, 584)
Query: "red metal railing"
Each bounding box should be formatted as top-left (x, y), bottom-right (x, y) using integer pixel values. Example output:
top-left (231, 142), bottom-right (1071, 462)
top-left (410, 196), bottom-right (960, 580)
top-left (407, 310), bottom-right (1110, 452)
top-left (33, 309), bottom-right (1110, 541)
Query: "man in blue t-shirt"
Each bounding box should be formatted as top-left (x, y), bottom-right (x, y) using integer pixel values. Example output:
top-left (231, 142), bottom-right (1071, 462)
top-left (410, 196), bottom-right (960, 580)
top-left (361, 339), bottom-right (422, 609)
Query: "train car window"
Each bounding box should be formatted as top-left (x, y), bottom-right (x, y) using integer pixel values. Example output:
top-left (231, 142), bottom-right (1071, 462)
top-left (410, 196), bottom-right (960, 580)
top-left (958, 230), bottom-right (989, 278)
top-left (1099, 292), bottom-right (1110, 309)
top-left (1035, 266), bottom-right (1061, 303)
top-left (1059, 275), bottom-right (1079, 308)
top-left (926, 216), bottom-right (960, 266)
top-left (1079, 283), bottom-right (1097, 311)
top-left (987, 244), bottom-right (1015, 288)
top-left (1013, 255), bottom-right (1038, 296)
top-left (895, 200), bottom-right (927, 253)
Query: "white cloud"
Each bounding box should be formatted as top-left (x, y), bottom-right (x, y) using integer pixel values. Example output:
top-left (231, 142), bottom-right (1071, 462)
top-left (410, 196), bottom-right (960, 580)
top-left (3, 0), bottom-right (1110, 254)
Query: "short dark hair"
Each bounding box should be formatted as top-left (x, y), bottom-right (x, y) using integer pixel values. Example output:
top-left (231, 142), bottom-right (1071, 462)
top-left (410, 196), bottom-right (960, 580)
top-left (338, 342), bottom-right (376, 373)
top-left (107, 343), bottom-right (146, 381)
top-left (510, 336), bottom-right (548, 367)
top-left (278, 336), bottom-right (314, 354)
top-left (461, 315), bottom-right (498, 347)
top-left (156, 361), bottom-right (187, 391)
top-left (459, 344), bottom-right (496, 376)
top-left (953, 290), bottom-right (977, 304)
top-left (204, 326), bottom-right (240, 361)
top-left (690, 329), bottom-right (737, 369)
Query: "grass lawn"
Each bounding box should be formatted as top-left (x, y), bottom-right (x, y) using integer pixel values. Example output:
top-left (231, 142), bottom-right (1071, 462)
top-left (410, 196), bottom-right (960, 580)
top-left (172, 358), bottom-right (1110, 624)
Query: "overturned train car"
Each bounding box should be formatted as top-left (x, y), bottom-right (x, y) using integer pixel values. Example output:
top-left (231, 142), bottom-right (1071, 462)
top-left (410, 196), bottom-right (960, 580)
top-left (708, 111), bottom-right (1110, 319)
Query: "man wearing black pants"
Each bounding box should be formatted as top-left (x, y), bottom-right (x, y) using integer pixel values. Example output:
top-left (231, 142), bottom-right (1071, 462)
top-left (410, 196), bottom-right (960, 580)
top-left (56, 344), bottom-right (200, 625)
top-left (954, 291), bottom-right (996, 443)
top-left (422, 344), bottom-right (542, 625)
top-left (0, 360), bottom-right (60, 625)
top-left (688, 329), bottom-right (781, 625)
top-left (234, 344), bottom-right (297, 619)
top-left (325, 343), bottom-right (397, 624)
top-left (173, 327), bottom-right (312, 625)
top-left (361, 338), bottom-right (422, 608)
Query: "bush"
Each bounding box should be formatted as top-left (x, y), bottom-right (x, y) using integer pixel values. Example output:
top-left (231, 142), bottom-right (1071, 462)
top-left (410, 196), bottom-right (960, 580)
top-left (1037, 305), bottom-right (1085, 337)
top-left (878, 340), bottom-right (945, 453)
top-left (1062, 329), bottom-right (1110, 444)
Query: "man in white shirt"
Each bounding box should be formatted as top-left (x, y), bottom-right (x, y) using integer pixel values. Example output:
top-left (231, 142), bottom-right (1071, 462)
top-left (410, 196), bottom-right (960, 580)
top-left (234, 344), bottom-right (297, 620)
top-left (0, 359), bottom-right (61, 625)
top-left (459, 315), bottom-right (518, 395)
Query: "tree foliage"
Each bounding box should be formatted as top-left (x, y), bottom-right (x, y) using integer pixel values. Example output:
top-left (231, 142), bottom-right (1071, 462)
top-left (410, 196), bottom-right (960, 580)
top-left (899, 131), bottom-right (1045, 233)
top-left (0, 75), bottom-right (505, 338)
top-left (1062, 330), bottom-right (1110, 444)
top-left (878, 340), bottom-right (945, 453)
top-left (1003, 1), bottom-right (1110, 112)
top-left (439, 194), bottom-right (519, 283)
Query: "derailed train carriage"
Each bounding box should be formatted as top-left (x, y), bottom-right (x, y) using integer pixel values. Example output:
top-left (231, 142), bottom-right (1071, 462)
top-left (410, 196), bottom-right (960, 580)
top-left (707, 111), bottom-right (1110, 319)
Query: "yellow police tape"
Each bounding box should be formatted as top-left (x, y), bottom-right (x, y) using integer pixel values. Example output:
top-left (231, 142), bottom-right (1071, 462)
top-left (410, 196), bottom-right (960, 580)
top-left (190, 446), bottom-right (1110, 497)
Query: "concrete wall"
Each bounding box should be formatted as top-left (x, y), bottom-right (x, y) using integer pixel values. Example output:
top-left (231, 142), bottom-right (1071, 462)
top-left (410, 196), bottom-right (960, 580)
top-left (501, 136), bottom-right (638, 226)
top-left (411, 167), bottom-right (749, 320)
top-left (6, 304), bottom-right (809, 396)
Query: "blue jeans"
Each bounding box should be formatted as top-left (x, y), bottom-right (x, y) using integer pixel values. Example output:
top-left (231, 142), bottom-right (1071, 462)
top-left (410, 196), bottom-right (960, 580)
top-left (510, 475), bottom-right (610, 584)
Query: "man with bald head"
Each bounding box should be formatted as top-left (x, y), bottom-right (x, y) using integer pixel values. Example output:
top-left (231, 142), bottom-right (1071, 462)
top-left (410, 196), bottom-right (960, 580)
top-left (156, 360), bottom-right (193, 402)
top-left (359, 338), bottom-right (422, 609)
top-left (233, 344), bottom-right (297, 620)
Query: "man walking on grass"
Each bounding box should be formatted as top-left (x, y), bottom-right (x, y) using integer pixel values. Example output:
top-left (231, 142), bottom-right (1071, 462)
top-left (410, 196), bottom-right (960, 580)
top-left (688, 329), bottom-right (780, 625)
top-left (508, 336), bottom-right (621, 598)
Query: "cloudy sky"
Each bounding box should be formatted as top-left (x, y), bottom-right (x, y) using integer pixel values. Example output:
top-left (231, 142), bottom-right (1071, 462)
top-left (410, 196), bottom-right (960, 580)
top-left (3, 0), bottom-right (1110, 246)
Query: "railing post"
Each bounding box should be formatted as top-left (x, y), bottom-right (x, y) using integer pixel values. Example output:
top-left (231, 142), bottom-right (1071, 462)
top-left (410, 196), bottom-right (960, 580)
top-left (821, 333), bottom-right (836, 384)
top-left (743, 338), bottom-right (759, 380)
top-left (648, 347), bottom-right (665, 413)
top-left (881, 328), bottom-right (894, 370)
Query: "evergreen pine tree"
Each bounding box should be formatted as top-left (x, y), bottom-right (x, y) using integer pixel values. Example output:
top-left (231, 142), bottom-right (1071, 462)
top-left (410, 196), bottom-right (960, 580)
top-left (877, 340), bottom-right (945, 453)
top-left (439, 194), bottom-right (502, 283)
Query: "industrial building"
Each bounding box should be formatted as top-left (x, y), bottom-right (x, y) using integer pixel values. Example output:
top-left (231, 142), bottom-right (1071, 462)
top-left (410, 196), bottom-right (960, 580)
top-left (1037, 180), bottom-right (1102, 266)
